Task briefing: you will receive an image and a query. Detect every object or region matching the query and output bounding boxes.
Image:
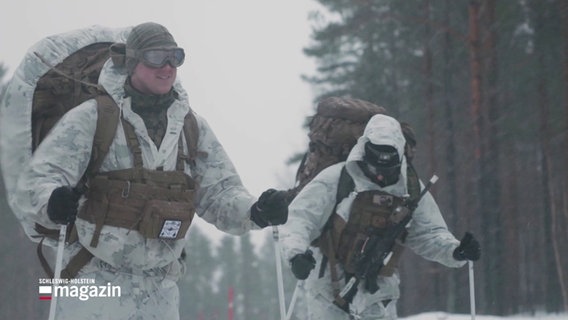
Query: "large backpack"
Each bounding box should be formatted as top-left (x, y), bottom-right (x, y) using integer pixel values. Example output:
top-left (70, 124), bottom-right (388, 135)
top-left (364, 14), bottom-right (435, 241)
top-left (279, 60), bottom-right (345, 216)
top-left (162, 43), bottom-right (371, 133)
top-left (1, 25), bottom-right (126, 200)
top-left (288, 96), bottom-right (417, 199)
top-left (288, 97), bottom-right (388, 198)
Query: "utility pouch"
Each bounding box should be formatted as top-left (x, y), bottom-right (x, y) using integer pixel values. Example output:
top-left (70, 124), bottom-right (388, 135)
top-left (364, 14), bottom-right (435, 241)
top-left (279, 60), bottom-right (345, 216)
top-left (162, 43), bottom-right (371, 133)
top-left (331, 190), bottom-right (405, 275)
top-left (139, 199), bottom-right (195, 240)
top-left (339, 231), bottom-right (368, 274)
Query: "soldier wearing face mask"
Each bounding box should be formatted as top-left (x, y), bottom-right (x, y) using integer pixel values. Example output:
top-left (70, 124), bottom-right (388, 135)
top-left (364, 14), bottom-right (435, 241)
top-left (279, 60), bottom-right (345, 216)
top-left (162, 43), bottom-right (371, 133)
top-left (358, 143), bottom-right (402, 187)
top-left (279, 114), bottom-right (480, 320)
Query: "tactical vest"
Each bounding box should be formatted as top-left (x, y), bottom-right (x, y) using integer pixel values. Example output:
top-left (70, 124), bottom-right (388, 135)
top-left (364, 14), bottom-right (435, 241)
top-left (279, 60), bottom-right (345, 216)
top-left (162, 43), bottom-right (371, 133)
top-left (36, 98), bottom-right (201, 279)
top-left (316, 164), bottom-right (421, 292)
top-left (333, 190), bottom-right (407, 275)
top-left (77, 116), bottom-right (197, 248)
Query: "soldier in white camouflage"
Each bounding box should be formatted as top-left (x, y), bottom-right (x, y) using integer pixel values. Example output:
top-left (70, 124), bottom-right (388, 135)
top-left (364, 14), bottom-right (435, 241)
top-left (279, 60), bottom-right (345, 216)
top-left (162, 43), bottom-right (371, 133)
top-left (9, 22), bottom-right (288, 319)
top-left (279, 114), bottom-right (480, 320)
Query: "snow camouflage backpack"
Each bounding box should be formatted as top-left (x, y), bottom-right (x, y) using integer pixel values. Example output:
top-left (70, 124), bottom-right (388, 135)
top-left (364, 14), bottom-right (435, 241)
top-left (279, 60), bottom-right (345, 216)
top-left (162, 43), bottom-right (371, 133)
top-left (0, 25), bottom-right (200, 277)
top-left (288, 96), bottom-right (418, 199)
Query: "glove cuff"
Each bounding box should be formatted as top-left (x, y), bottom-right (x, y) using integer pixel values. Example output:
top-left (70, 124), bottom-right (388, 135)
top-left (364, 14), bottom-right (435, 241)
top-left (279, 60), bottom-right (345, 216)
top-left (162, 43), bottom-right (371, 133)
top-left (250, 204), bottom-right (269, 228)
top-left (453, 247), bottom-right (466, 261)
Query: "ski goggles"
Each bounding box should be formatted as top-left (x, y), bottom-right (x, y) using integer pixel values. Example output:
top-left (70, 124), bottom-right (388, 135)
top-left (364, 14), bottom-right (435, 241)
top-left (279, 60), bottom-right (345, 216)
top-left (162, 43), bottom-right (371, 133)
top-left (133, 48), bottom-right (186, 68)
top-left (361, 160), bottom-right (401, 180)
top-left (362, 143), bottom-right (401, 179)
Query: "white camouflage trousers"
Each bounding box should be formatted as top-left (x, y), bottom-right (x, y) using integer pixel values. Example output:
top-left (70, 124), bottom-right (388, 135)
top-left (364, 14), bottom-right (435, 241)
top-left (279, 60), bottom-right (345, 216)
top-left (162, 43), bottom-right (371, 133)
top-left (290, 283), bottom-right (398, 320)
top-left (53, 257), bottom-right (182, 320)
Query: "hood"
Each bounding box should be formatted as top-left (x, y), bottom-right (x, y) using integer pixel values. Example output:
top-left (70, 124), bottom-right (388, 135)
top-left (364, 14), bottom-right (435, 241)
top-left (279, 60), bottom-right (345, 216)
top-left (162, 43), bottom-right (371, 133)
top-left (345, 114), bottom-right (409, 196)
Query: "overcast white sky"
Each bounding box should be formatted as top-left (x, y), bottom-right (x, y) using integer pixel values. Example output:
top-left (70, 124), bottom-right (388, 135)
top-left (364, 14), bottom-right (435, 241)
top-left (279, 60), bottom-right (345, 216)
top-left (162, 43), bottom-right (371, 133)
top-left (0, 0), bottom-right (324, 247)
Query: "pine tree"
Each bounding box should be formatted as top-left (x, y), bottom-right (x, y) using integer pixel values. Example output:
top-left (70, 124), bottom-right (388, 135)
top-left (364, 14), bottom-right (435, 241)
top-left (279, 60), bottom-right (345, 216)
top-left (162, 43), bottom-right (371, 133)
top-left (301, 0), bottom-right (568, 315)
top-left (178, 226), bottom-right (217, 318)
top-left (238, 233), bottom-right (261, 319)
top-left (216, 236), bottom-right (239, 319)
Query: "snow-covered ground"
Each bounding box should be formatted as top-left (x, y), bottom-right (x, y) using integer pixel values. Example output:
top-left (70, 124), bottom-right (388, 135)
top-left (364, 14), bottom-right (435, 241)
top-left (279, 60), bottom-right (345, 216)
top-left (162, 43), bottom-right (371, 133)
top-left (401, 312), bottom-right (567, 320)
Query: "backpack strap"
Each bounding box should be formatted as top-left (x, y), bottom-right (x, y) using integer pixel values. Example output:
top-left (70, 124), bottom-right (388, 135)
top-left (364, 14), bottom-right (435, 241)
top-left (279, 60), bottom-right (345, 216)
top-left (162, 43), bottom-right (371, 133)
top-left (182, 110), bottom-right (204, 168)
top-left (335, 166), bottom-right (354, 205)
top-left (85, 95), bottom-right (120, 177)
top-left (121, 118), bottom-right (144, 168)
top-left (34, 223), bottom-right (82, 279)
top-left (405, 161), bottom-right (421, 204)
top-left (312, 165), bottom-right (353, 247)
top-left (60, 247), bottom-right (94, 280)
top-left (36, 94), bottom-right (119, 280)
top-left (313, 166), bottom-right (353, 306)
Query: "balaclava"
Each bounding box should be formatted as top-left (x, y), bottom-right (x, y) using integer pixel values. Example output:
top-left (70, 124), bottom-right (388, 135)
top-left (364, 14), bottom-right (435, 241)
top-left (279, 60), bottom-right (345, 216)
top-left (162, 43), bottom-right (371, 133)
top-left (358, 143), bottom-right (402, 187)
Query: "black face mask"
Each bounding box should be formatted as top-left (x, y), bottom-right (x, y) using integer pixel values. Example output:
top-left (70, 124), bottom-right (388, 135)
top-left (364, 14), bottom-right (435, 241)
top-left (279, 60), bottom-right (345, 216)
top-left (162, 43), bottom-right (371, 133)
top-left (358, 143), bottom-right (401, 187)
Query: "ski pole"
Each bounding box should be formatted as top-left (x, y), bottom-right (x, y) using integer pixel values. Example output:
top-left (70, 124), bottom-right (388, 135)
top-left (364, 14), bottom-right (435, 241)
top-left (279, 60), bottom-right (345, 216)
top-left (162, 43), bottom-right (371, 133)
top-left (272, 226), bottom-right (287, 320)
top-left (286, 280), bottom-right (301, 320)
top-left (468, 260), bottom-right (476, 320)
top-left (48, 223), bottom-right (67, 320)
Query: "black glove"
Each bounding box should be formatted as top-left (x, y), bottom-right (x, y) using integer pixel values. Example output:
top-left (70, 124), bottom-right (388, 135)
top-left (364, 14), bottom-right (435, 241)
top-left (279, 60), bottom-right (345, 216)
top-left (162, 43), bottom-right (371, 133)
top-left (290, 250), bottom-right (316, 280)
top-left (47, 186), bottom-right (81, 224)
top-left (453, 232), bottom-right (481, 261)
top-left (250, 189), bottom-right (289, 228)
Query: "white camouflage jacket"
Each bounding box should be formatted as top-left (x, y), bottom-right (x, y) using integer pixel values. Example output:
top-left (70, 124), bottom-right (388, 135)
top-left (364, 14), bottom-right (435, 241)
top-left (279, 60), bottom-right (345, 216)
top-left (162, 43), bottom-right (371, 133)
top-left (279, 114), bottom-right (465, 317)
top-left (8, 29), bottom-right (258, 272)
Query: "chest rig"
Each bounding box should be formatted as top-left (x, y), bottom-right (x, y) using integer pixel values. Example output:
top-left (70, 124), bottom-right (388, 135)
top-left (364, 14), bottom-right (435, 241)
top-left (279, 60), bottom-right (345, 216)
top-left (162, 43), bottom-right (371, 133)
top-left (315, 165), bottom-right (420, 312)
top-left (318, 166), bottom-right (419, 271)
top-left (35, 112), bottom-right (200, 280)
top-left (334, 190), bottom-right (406, 276)
top-left (77, 118), bottom-right (197, 248)
top-left (35, 97), bottom-right (204, 280)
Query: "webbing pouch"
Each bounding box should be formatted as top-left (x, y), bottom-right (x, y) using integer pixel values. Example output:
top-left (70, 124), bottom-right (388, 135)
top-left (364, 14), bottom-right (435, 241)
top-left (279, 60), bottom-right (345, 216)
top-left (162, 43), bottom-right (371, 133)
top-left (139, 199), bottom-right (195, 240)
top-left (338, 230), bottom-right (369, 274)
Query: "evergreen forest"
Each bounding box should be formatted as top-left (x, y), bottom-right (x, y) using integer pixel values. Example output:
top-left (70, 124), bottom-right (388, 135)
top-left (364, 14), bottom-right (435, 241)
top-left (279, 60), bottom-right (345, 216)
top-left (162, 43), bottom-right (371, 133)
top-left (297, 0), bottom-right (568, 317)
top-left (1, 0), bottom-right (567, 319)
